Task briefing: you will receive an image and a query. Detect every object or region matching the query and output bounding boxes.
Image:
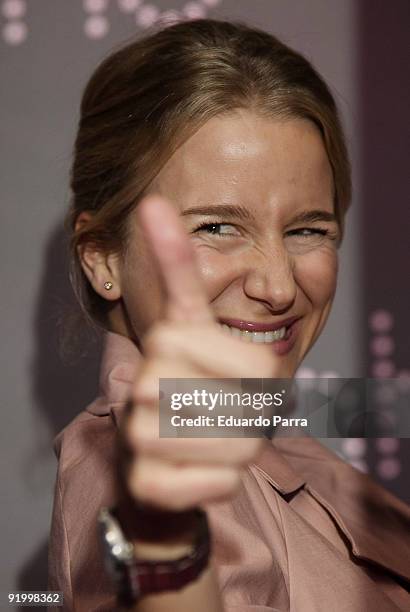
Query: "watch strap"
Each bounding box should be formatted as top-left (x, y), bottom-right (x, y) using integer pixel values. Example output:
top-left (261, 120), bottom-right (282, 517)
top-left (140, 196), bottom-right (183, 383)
top-left (107, 506), bottom-right (211, 607)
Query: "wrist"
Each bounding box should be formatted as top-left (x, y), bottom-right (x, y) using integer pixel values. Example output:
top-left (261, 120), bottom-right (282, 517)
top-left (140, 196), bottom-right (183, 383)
top-left (116, 492), bottom-right (201, 543)
top-left (132, 537), bottom-right (195, 561)
top-left (99, 504), bottom-right (211, 607)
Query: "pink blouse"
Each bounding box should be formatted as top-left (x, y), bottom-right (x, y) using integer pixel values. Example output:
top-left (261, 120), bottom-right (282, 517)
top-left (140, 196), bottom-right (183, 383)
top-left (48, 332), bottom-right (410, 611)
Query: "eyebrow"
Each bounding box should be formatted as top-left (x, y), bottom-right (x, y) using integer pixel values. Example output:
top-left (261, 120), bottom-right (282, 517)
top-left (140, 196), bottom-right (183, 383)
top-left (180, 204), bottom-right (337, 224)
top-left (289, 210), bottom-right (338, 224)
top-left (180, 204), bottom-right (255, 222)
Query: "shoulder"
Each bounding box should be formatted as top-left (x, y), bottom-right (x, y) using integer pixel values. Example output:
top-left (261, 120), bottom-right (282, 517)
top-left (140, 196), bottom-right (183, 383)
top-left (52, 409), bottom-right (120, 530)
top-left (54, 409), bottom-right (117, 478)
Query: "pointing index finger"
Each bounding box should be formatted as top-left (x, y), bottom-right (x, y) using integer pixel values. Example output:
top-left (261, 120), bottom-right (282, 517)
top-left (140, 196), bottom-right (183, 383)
top-left (137, 195), bottom-right (214, 324)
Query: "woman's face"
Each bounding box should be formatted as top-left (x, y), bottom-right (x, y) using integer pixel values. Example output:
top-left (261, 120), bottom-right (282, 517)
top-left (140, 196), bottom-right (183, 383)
top-left (114, 110), bottom-right (339, 376)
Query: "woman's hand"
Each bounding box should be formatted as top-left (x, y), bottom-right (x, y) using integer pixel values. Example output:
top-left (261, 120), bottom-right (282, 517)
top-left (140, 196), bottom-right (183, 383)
top-left (122, 195), bottom-right (280, 512)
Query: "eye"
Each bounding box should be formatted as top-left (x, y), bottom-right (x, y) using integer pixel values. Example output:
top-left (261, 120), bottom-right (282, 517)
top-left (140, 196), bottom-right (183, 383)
top-left (284, 226), bottom-right (340, 249)
top-left (287, 227), bottom-right (329, 238)
top-left (192, 222), bottom-right (240, 236)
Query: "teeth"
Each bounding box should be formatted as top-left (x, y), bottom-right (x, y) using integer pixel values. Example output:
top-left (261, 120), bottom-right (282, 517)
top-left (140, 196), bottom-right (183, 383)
top-left (219, 324), bottom-right (287, 343)
top-left (241, 330), bottom-right (252, 342)
top-left (252, 332), bottom-right (265, 343)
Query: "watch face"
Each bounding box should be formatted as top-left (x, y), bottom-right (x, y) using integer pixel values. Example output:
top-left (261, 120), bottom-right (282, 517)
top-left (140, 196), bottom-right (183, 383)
top-left (101, 537), bottom-right (123, 581)
top-left (98, 507), bottom-right (142, 604)
top-left (98, 508), bottom-right (135, 578)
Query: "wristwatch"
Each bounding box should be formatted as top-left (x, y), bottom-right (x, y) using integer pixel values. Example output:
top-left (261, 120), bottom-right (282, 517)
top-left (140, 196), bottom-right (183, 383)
top-left (98, 506), bottom-right (211, 607)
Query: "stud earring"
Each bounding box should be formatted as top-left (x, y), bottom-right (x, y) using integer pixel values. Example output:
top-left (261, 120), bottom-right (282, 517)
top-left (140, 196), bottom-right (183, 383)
top-left (104, 281), bottom-right (113, 291)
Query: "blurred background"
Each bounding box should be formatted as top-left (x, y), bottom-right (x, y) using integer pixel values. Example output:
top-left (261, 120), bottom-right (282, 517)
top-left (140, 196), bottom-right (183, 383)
top-left (1, 0), bottom-right (409, 600)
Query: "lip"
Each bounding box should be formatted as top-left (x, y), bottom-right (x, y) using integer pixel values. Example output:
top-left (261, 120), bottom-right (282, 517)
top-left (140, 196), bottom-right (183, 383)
top-left (218, 316), bottom-right (301, 332)
top-left (270, 317), bottom-right (301, 356)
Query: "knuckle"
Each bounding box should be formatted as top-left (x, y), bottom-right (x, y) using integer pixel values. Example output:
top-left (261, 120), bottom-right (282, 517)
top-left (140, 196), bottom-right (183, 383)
top-left (128, 464), bottom-right (165, 506)
top-left (138, 478), bottom-right (187, 511)
top-left (142, 478), bottom-right (168, 504)
top-left (133, 373), bottom-right (158, 405)
top-left (127, 462), bottom-right (151, 502)
top-left (127, 426), bottom-right (151, 453)
top-left (161, 496), bottom-right (191, 512)
top-left (125, 408), bottom-right (159, 452)
top-left (127, 460), bottom-right (182, 510)
top-left (132, 358), bottom-right (165, 405)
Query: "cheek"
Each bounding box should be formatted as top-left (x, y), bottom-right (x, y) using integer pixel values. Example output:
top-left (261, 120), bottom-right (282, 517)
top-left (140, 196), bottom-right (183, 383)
top-left (193, 247), bottom-right (238, 300)
top-left (195, 244), bottom-right (339, 310)
top-left (294, 248), bottom-right (338, 307)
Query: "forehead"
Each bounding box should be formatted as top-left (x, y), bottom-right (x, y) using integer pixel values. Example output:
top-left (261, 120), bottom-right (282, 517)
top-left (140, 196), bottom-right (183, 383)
top-left (149, 109), bottom-right (334, 211)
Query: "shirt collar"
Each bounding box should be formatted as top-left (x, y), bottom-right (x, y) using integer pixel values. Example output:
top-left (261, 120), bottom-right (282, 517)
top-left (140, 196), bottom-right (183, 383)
top-left (86, 331), bottom-right (410, 583)
top-left (275, 436), bottom-right (410, 583)
top-left (86, 331), bottom-right (142, 415)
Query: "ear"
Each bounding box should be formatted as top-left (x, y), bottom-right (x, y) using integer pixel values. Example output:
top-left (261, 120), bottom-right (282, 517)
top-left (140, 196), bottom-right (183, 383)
top-left (75, 212), bottom-right (122, 301)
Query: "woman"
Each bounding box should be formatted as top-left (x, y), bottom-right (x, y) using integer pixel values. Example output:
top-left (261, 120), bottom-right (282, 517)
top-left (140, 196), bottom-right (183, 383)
top-left (48, 18), bottom-right (410, 611)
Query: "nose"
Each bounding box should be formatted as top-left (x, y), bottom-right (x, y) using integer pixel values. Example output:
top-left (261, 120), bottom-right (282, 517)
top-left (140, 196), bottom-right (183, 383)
top-left (242, 245), bottom-right (297, 313)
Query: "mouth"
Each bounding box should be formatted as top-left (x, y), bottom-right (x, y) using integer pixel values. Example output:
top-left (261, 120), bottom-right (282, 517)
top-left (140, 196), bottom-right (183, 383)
top-left (217, 316), bottom-right (301, 348)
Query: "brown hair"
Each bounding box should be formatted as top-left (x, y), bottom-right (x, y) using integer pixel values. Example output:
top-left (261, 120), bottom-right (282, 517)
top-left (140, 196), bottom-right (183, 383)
top-left (68, 18), bottom-right (351, 327)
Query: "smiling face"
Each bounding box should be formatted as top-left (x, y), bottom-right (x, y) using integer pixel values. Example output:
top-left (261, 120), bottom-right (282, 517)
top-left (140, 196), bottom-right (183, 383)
top-left (112, 109), bottom-right (340, 375)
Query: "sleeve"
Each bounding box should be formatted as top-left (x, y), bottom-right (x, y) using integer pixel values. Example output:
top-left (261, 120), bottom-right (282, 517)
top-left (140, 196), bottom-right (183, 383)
top-left (48, 464), bottom-right (120, 612)
top-left (47, 473), bottom-right (283, 612)
top-left (47, 415), bottom-right (120, 612)
top-left (48, 481), bottom-right (279, 612)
